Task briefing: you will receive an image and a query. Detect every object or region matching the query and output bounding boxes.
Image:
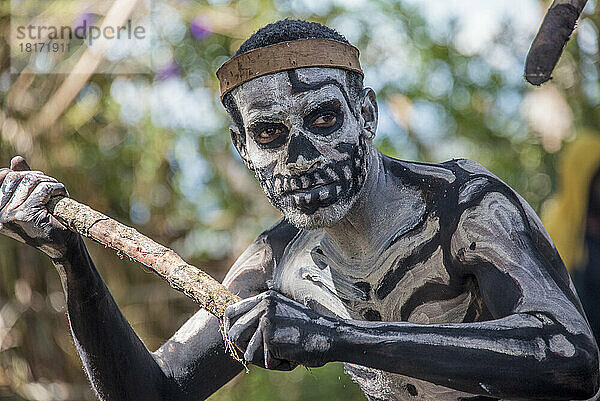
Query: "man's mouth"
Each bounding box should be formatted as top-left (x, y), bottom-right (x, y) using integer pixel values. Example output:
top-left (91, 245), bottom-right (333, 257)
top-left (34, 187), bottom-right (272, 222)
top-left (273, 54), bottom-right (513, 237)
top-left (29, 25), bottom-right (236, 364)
top-left (265, 161), bottom-right (355, 213)
top-left (256, 138), bottom-right (368, 216)
top-left (284, 180), bottom-right (341, 204)
top-left (276, 168), bottom-right (341, 198)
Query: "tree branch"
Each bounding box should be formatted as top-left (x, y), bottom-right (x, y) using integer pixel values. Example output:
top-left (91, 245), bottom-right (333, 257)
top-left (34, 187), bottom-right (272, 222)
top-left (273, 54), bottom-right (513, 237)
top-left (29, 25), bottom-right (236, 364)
top-left (525, 0), bottom-right (588, 85)
top-left (48, 196), bottom-right (241, 320)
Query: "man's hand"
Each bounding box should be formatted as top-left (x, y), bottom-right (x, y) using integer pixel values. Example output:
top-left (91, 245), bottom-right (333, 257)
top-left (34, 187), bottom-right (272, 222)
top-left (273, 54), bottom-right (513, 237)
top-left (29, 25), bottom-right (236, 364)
top-left (0, 156), bottom-right (76, 259)
top-left (224, 290), bottom-right (338, 370)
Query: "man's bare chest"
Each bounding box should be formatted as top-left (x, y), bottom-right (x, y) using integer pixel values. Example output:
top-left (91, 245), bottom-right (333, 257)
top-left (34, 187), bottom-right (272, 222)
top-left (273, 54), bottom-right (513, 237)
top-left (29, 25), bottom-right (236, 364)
top-left (270, 212), bottom-right (475, 325)
top-left (269, 214), bottom-right (485, 401)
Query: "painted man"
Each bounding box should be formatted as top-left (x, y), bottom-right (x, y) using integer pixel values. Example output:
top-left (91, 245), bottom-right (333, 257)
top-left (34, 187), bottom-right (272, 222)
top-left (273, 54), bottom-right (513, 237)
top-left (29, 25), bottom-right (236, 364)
top-left (0, 19), bottom-right (598, 401)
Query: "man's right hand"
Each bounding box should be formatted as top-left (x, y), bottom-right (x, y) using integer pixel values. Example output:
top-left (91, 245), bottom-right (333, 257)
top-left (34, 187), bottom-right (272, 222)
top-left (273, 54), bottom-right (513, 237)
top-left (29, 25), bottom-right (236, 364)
top-left (0, 156), bottom-right (77, 259)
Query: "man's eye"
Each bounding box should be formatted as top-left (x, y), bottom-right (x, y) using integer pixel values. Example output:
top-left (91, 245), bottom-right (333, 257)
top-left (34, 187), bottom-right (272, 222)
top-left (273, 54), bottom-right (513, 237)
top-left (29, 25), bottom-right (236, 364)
top-left (256, 126), bottom-right (285, 144)
top-left (310, 114), bottom-right (337, 128)
top-left (303, 101), bottom-right (343, 135)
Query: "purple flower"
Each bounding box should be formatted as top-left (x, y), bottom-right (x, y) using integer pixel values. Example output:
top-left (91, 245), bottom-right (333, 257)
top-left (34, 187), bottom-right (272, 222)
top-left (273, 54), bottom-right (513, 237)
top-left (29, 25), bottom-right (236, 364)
top-left (157, 61), bottom-right (181, 80)
top-left (190, 16), bottom-right (211, 40)
top-left (72, 12), bottom-right (97, 38)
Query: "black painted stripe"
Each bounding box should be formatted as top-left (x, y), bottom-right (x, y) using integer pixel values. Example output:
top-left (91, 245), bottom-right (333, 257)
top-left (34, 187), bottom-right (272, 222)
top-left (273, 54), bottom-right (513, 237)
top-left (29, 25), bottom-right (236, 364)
top-left (286, 70), bottom-right (358, 118)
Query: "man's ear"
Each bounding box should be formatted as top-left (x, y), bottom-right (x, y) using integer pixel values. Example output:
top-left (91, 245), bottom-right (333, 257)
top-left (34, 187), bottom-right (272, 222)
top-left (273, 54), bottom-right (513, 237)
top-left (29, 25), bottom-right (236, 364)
top-left (359, 88), bottom-right (378, 140)
top-left (230, 125), bottom-right (254, 170)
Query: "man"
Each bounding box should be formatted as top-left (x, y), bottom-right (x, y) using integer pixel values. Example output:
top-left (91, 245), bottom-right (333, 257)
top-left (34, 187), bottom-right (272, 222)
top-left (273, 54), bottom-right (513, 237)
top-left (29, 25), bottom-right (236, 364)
top-left (0, 19), bottom-right (598, 401)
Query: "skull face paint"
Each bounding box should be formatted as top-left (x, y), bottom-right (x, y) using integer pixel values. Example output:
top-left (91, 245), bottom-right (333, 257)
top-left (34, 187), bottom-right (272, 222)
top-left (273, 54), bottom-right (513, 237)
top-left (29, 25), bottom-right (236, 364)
top-left (232, 67), bottom-right (370, 229)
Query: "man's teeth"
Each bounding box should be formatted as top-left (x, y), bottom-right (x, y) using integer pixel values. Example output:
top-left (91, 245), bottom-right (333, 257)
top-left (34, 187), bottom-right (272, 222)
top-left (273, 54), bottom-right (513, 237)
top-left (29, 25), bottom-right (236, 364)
top-left (273, 151), bottom-right (364, 202)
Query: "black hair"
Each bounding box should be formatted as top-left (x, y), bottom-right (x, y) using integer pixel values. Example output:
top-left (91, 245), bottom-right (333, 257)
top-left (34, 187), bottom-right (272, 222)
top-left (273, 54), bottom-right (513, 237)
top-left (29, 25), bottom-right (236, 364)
top-left (223, 19), bottom-right (364, 140)
top-left (234, 19), bottom-right (350, 56)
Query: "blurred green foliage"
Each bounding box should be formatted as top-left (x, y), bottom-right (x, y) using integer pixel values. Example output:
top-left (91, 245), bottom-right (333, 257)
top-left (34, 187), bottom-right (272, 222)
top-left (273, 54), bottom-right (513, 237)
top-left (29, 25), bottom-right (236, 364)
top-left (0, 0), bottom-right (598, 399)
top-left (210, 363), bottom-right (364, 401)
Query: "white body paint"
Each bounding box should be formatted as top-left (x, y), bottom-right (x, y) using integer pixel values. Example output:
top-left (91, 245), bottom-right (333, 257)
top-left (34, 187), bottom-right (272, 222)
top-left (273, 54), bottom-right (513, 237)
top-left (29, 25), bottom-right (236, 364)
top-left (262, 157), bottom-right (590, 400)
top-left (223, 66), bottom-right (597, 400)
top-left (271, 226), bottom-right (479, 400)
top-left (170, 309), bottom-right (213, 344)
top-left (231, 68), bottom-right (371, 230)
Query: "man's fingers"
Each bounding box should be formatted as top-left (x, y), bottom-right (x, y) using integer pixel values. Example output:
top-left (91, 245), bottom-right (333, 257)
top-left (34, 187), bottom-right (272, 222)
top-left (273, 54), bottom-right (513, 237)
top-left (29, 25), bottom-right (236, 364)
top-left (10, 156), bottom-right (31, 171)
top-left (33, 183), bottom-right (70, 231)
top-left (0, 169), bottom-right (10, 185)
top-left (5, 175), bottom-right (54, 212)
top-left (224, 295), bottom-right (265, 329)
top-left (264, 343), bottom-right (277, 369)
top-left (262, 322), bottom-right (292, 370)
top-left (0, 172), bottom-right (61, 212)
top-left (224, 291), bottom-right (304, 370)
top-left (228, 303), bottom-right (264, 350)
top-left (30, 181), bottom-right (69, 206)
top-left (244, 321), bottom-right (264, 365)
top-left (27, 171), bottom-right (57, 183)
top-left (0, 172), bottom-right (24, 211)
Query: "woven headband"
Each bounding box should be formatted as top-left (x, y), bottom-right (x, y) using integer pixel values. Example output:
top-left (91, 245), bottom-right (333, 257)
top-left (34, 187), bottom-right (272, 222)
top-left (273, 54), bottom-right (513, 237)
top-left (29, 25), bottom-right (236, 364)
top-left (216, 38), bottom-right (363, 101)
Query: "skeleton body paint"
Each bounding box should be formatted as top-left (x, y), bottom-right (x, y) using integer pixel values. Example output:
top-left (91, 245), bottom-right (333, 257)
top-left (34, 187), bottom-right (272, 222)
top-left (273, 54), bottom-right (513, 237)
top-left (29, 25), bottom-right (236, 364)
top-left (223, 66), bottom-right (599, 399)
top-left (231, 68), bottom-right (369, 229)
top-left (253, 156), bottom-right (594, 400)
top-left (1, 20), bottom-right (597, 401)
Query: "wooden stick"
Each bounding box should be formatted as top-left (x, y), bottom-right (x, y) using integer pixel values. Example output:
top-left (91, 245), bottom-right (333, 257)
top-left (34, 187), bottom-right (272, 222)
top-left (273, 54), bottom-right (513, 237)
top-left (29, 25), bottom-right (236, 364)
top-left (48, 196), bottom-right (241, 320)
top-left (525, 0), bottom-right (588, 86)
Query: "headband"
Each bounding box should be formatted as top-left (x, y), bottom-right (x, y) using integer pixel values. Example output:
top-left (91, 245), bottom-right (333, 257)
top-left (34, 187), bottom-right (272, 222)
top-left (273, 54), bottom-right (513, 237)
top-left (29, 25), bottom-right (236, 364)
top-left (216, 38), bottom-right (363, 101)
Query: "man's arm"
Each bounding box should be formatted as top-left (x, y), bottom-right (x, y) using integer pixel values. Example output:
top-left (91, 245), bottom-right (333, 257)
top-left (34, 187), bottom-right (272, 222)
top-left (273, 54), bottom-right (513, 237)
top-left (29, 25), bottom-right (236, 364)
top-left (53, 235), bottom-right (254, 401)
top-left (150, 233), bottom-right (279, 398)
top-left (225, 190), bottom-right (599, 399)
top-left (0, 157), bottom-right (273, 400)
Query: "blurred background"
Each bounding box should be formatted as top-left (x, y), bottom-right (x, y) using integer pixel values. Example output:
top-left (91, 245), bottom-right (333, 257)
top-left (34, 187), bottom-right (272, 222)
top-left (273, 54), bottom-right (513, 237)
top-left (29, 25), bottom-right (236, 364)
top-left (0, 0), bottom-right (599, 399)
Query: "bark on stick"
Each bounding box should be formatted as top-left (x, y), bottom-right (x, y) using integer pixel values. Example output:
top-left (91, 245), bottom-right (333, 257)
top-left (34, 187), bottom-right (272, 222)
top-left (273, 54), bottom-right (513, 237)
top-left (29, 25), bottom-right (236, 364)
top-left (48, 196), bottom-right (241, 320)
top-left (525, 0), bottom-right (588, 86)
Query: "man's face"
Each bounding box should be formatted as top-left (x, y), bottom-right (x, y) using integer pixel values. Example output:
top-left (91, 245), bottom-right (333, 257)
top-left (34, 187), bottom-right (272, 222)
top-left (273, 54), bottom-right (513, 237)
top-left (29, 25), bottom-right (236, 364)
top-left (232, 67), bottom-right (370, 229)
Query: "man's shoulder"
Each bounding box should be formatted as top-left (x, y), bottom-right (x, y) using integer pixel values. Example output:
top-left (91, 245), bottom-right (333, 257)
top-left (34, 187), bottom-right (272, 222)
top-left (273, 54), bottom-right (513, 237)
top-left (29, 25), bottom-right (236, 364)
top-left (222, 218), bottom-right (300, 297)
top-left (381, 155), bottom-right (508, 202)
top-left (381, 154), bottom-right (460, 185)
top-left (382, 154), bottom-right (502, 181)
top-left (380, 155), bottom-right (556, 246)
top-left (435, 159), bottom-right (559, 266)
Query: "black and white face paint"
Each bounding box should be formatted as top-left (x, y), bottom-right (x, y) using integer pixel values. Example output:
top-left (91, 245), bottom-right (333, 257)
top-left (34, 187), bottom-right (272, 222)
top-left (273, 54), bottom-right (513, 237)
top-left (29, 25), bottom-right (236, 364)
top-left (232, 68), bottom-right (371, 229)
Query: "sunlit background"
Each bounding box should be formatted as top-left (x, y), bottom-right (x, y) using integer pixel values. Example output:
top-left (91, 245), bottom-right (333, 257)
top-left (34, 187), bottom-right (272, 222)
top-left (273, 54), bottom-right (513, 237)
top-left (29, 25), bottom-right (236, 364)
top-left (0, 0), bottom-right (599, 399)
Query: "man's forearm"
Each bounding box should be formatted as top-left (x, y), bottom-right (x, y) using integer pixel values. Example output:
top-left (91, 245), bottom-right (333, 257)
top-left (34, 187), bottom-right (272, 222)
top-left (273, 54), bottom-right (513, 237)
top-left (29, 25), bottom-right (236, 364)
top-left (331, 313), bottom-right (598, 399)
top-left (52, 236), bottom-right (182, 401)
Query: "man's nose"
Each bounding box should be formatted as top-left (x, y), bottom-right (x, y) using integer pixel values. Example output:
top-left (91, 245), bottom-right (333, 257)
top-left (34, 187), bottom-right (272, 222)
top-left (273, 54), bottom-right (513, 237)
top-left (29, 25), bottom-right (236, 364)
top-left (286, 132), bottom-right (321, 174)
